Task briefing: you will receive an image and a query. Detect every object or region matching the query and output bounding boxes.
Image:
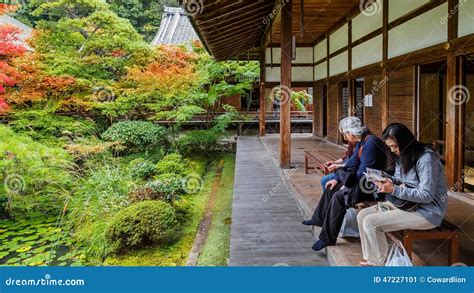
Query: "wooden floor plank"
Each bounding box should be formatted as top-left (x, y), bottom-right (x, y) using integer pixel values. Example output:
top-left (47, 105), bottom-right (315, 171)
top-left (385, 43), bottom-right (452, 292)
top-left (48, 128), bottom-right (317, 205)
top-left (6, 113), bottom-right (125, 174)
top-left (229, 136), bottom-right (329, 266)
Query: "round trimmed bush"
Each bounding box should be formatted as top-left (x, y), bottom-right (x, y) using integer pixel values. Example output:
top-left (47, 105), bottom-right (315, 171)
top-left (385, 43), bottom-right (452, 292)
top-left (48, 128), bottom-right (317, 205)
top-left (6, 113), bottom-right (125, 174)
top-left (106, 201), bottom-right (178, 252)
top-left (101, 121), bottom-right (168, 151)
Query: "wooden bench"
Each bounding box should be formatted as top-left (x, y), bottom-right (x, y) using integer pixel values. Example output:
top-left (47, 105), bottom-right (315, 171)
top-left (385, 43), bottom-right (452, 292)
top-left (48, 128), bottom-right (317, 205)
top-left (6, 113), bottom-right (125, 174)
top-left (304, 150), bottom-right (338, 175)
top-left (401, 220), bottom-right (459, 265)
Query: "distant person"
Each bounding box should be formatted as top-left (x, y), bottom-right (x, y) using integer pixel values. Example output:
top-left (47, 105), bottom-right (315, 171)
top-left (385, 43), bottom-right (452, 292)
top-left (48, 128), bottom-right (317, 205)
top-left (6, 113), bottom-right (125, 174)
top-left (302, 117), bottom-right (388, 251)
top-left (357, 123), bottom-right (448, 266)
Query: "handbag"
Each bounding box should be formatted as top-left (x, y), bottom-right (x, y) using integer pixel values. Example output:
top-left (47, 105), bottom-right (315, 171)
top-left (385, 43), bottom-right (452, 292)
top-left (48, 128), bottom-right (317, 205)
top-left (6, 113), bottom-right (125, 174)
top-left (386, 194), bottom-right (419, 212)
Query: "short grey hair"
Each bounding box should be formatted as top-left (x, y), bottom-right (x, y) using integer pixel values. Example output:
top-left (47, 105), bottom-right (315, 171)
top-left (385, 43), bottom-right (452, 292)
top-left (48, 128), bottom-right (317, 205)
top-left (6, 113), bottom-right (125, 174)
top-left (339, 116), bottom-right (368, 136)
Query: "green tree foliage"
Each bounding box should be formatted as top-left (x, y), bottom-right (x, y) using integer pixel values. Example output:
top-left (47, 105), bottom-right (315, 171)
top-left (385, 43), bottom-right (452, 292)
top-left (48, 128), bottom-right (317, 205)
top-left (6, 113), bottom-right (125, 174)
top-left (30, 0), bottom-right (153, 82)
top-left (0, 125), bottom-right (74, 217)
top-left (12, 0), bottom-right (179, 41)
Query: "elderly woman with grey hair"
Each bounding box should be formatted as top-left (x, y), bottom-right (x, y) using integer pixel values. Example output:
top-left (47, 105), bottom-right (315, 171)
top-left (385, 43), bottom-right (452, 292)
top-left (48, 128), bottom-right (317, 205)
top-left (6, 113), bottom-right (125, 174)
top-left (302, 117), bottom-right (389, 251)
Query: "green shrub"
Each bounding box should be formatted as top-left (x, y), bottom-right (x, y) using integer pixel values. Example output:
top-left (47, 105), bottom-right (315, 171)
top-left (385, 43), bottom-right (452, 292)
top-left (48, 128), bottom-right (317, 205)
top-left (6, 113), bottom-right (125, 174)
top-left (177, 130), bottom-right (219, 155)
top-left (129, 159), bottom-right (156, 179)
top-left (101, 121), bottom-right (168, 152)
top-left (106, 201), bottom-right (178, 252)
top-left (122, 148), bottom-right (165, 165)
top-left (9, 110), bottom-right (97, 145)
top-left (145, 177), bottom-right (183, 203)
top-left (0, 125), bottom-right (74, 217)
top-left (155, 153), bottom-right (188, 176)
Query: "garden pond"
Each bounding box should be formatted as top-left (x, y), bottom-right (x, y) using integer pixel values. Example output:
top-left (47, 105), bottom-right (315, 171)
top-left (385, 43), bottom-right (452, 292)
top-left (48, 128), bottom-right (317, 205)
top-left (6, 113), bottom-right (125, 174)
top-left (0, 211), bottom-right (87, 266)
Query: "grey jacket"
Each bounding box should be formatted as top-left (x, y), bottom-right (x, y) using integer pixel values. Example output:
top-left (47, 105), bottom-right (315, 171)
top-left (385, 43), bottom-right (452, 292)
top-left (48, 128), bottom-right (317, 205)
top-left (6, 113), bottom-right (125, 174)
top-left (390, 149), bottom-right (448, 227)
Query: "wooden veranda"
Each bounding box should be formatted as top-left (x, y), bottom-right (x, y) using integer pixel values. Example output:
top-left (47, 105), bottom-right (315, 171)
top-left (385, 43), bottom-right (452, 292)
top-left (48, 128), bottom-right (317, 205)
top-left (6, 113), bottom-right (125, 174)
top-left (182, 0), bottom-right (474, 194)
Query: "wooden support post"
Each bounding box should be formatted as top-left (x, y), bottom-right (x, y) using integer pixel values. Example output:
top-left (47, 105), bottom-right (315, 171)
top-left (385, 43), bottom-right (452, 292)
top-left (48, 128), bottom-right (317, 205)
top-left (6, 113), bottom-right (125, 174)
top-left (381, 0), bottom-right (389, 129)
top-left (280, 0), bottom-right (292, 169)
top-left (445, 0), bottom-right (463, 188)
top-left (259, 50), bottom-right (266, 137)
top-left (445, 53), bottom-right (463, 188)
top-left (449, 235), bottom-right (459, 265)
top-left (348, 20), bottom-right (355, 118)
top-left (312, 82), bottom-right (317, 135)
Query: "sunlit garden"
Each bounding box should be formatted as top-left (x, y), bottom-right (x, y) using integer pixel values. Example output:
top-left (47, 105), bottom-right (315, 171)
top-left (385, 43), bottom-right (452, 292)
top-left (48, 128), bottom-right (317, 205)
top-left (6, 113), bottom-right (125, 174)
top-left (0, 0), bottom-right (258, 266)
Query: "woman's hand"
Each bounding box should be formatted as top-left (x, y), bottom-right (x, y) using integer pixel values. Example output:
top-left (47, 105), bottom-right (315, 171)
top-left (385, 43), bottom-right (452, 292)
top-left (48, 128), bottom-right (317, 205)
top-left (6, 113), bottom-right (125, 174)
top-left (327, 163), bottom-right (343, 172)
top-left (325, 179), bottom-right (338, 190)
top-left (376, 178), bottom-right (394, 193)
top-left (334, 159), bottom-right (344, 164)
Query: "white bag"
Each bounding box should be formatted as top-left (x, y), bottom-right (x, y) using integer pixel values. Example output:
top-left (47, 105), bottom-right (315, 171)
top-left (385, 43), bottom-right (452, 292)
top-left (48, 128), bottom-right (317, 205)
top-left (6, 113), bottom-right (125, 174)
top-left (385, 241), bottom-right (413, 267)
top-left (338, 208), bottom-right (359, 237)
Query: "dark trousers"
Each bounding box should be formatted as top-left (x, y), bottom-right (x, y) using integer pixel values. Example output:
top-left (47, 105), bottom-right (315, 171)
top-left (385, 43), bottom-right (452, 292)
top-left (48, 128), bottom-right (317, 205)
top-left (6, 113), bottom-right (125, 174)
top-left (311, 183), bottom-right (348, 245)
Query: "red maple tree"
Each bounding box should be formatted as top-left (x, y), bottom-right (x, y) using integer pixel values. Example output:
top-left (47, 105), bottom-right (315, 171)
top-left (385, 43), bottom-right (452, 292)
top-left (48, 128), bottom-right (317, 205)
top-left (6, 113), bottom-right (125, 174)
top-left (0, 24), bottom-right (27, 114)
top-left (0, 4), bottom-right (20, 15)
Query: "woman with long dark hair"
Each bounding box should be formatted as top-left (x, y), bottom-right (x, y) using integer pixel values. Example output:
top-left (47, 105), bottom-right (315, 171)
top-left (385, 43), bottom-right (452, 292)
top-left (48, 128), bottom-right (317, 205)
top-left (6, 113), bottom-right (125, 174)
top-left (357, 123), bottom-right (448, 266)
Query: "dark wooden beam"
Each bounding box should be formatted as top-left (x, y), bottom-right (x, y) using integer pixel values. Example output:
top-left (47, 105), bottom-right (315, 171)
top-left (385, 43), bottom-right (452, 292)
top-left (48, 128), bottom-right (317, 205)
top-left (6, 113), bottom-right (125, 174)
top-left (194, 1), bottom-right (272, 24)
top-left (280, 0), bottom-right (292, 168)
top-left (260, 0), bottom-right (284, 50)
top-left (348, 19), bottom-right (352, 72)
top-left (381, 0), bottom-right (389, 130)
top-left (205, 26), bottom-right (263, 45)
top-left (326, 34), bottom-right (330, 81)
top-left (265, 63), bottom-right (314, 67)
top-left (445, 53), bottom-right (463, 188)
top-left (351, 27), bottom-right (383, 48)
top-left (199, 10), bottom-right (271, 33)
top-left (266, 81), bottom-right (315, 88)
top-left (445, 0), bottom-right (462, 188)
top-left (259, 50), bottom-right (266, 137)
top-left (313, 82), bottom-right (318, 135)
